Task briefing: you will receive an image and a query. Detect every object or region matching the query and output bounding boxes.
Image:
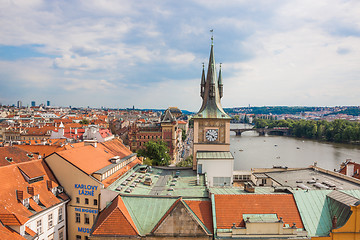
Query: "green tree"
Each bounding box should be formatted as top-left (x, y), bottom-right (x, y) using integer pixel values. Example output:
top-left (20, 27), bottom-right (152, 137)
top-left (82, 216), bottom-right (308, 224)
top-left (182, 129), bottom-right (187, 142)
top-left (176, 155), bottom-right (193, 167)
top-left (137, 141), bottom-right (171, 166)
top-left (79, 119), bottom-right (89, 125)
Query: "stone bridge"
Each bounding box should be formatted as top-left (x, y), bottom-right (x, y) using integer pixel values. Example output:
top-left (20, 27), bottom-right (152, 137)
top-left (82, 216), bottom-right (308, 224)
top-left (230, 127), bottom-right (290, 136)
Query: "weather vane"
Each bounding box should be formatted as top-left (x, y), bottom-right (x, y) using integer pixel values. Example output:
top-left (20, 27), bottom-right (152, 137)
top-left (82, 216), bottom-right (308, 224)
top-left (210, 29), bottom-right (214, 44)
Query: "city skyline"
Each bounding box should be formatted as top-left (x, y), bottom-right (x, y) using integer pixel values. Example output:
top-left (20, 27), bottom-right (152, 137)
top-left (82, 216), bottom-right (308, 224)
top-left (1, 0), bottom-right (360, 111)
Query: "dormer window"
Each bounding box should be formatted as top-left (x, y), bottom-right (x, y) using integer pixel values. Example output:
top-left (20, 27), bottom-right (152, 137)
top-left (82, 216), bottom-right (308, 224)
top-left (52, 187), bottom-right (57, 196)
top-left (5, 157), bottom-right (13, 162)
top-left (22, 198), bottom-right (30, 208)
top-left (33, 194), bottom-right (40, 204)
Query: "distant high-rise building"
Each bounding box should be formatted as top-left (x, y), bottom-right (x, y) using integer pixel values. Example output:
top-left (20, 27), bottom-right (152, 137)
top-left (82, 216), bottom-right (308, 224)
top-left (17, 100), bottom-right (22, 108)
top-left (31, 101), bottom-right (36, 107)
top-left (47, 100), bottom-right (50, 107)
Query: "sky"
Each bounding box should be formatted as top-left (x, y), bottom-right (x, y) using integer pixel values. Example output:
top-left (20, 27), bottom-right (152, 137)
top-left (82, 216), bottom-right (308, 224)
top-left (0, 0), bottom-right (360, 111)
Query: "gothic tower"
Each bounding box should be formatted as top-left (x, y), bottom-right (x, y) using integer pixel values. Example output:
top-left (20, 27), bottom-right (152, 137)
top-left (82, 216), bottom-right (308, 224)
top-left (192, 38), bottom-right (234, 187)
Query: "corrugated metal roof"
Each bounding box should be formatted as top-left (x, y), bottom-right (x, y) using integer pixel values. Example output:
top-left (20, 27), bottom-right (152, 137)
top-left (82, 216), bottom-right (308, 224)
top-left (196, 151), bottom-right (234, 160)
top-left (327, 190), bottom-right (360, 206)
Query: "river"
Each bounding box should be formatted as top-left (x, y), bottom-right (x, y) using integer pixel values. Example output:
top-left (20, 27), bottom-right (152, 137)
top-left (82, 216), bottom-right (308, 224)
top-left (230, 124), bottom-right (360, 171)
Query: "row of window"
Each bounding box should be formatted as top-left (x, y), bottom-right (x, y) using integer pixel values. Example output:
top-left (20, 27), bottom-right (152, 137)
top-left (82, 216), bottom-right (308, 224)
top-left (75, 213), bottom-right (94, 224)
top-left (138, 135), bottom-right (160, 139)
top-left (76, 197), bottom-right (97, 205)
top-left (76, 235), bottom-right (89, 240)
top-left (36, 208), bottom-right (64, 234)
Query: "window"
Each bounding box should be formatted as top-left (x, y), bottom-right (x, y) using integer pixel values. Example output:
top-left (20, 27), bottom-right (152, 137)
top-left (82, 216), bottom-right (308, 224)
top-left (85, 237), bottom-right (89, 240)
top-left (37, 219), bottom-right (42, 234)
top-left (59, 228), bottom-right (64, 240)
top-left (213, 177), bottom-right (231, 187)
top-left (58, 208), bottom-right (63, 222)
top-left (76, 213), bottom-right (80, 223)
top-left (76, 197), bottom-right (80, 203)
top-left (85, 198), bottom-right (89, 204)
top-left (76, 235), bottom-right (81, 240)
top-left (94, 199), bottom-right (98, 206)
top-left (48, 213), bottom-right (53, 229)
top-left (84, 214), bottom-right (90, 224)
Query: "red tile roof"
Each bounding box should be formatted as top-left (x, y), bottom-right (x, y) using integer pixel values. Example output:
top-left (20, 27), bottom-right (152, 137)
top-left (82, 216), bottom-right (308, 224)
top-left (0, 147), bottom-right (34, 166)
top-left (0, 160), bottom-right (69, 225)
top-left (184, 200), bottom-right (213, 233)
top-left (91, 195), bottom-right (139, 236)
top-left (0, 224), bottom-right (26, 240)
top-left (56, 138), bottom-right (138, 176)
top-left (214, 194), bottom-right (304, 229)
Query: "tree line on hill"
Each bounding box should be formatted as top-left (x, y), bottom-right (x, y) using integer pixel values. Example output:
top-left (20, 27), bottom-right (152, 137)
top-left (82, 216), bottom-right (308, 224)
top-left (253, 118), bottom-right (360, 144)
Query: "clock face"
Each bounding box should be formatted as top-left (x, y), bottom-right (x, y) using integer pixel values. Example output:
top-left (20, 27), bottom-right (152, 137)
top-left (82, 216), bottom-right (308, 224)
top-left (205, 129), bottom-right (218, 142)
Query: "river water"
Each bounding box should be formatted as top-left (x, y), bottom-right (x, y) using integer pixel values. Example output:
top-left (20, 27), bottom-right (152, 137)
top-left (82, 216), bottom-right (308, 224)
top-left (230, 124), bottom-right (360, 171)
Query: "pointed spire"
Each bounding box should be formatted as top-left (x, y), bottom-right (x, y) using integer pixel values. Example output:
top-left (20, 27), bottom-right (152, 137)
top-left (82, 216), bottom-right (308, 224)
top-left (201, 63), bottom-right (205, 98)
top-left (218, 63), bottom-right (223, 98)
top-left (195, 37), bottom-right (231, 119)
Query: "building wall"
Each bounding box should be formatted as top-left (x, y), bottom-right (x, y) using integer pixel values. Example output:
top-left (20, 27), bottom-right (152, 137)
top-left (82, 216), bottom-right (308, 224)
top-left (198, 159), bottom-right (234, 186)
top-left (25, 202), bottom-right (67, 240)
top-left (192, 144), bottom-right (230, 171)
top-left (45, 154), bottom-right (101, 240)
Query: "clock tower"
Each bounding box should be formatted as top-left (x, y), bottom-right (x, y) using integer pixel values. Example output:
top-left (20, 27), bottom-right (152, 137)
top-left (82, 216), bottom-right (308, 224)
top-left (192, 38), bottom-right (234, 187)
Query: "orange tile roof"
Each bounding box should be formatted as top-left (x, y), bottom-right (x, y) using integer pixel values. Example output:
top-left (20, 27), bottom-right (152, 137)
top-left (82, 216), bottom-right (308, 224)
top-left (91, 195), bottom-right (139, 236)
top-left (56, 138), bottom-right (135, 175)
top-left (18, 163), bottom-right (44, 179)
top-left (16, 145), bottom-right (65, 158)
top-left (0, 147), bottom-right (34, 167)
top-left (0, 224), bottom-right (26, 240)
top-left (184, 200), bottom-right (213, 233)
top-left (214, 194), bottom-right (304, 229)
top-left (0, 160), bottom-right (69, 225)
top-left (25, 226), bottom-right (36, 237)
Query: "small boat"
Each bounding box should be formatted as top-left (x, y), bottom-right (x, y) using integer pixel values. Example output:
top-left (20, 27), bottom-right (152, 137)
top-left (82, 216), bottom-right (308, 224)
top-left (296, 147), bottom-right (300, 149)
top-left (276, 156), bottom-right (280, 159)
top-left (239, 149), bottom-right (244, 151)
top-left (274, 144), bottom-right (278, 147)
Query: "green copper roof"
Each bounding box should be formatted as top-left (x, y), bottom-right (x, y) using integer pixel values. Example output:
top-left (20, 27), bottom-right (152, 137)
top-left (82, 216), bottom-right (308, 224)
top-left (194, 43), bottom-right (231, 119)
top-left (243, 214), bottom-right (279, 223)
top-left (292, 189), bottom-right (360, 237)
top-left (196, 151), bottom-right (234, 160)
top-left (121, 195), bottom-right (178, 235)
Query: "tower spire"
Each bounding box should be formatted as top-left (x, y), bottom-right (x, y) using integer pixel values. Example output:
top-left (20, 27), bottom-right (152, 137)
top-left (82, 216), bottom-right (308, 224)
top-left (218, 63), bottom-right (223, 98)
top-left (201, 63), bottom-right (205, 98)
top-left (194, 37), bottom-right (230, 119)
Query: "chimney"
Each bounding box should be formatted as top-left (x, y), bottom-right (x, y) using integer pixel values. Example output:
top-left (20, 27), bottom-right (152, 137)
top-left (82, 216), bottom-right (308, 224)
top-left (332, 215), bottom-right (337, 229)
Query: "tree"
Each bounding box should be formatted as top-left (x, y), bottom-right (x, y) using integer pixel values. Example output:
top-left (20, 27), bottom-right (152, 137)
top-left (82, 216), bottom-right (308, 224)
top-left (79, 119), bottom-right (89, 125)
top-left (137, 141), bottom-right (171, 166)
top-left (176, 155), bottom-right (193, 167)
top-left (182, 129), bottom-right (187, 142)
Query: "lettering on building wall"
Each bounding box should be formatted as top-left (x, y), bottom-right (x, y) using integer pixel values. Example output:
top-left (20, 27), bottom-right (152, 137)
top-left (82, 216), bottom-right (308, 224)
top-left (75, 207), bottom-right (98, 214)
top-left (78, 227), bottom-right (91, 233)
top-left (74, 184), bottom-right (98, 196)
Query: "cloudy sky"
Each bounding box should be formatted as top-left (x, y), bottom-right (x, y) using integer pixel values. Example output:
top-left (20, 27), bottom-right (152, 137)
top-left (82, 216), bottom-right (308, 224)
top-left (0, 0), bottom-right (360, 111)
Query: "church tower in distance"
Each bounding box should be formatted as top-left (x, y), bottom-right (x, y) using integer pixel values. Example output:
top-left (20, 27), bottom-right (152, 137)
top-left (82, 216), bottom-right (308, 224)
top-left (192, 38), bottom-right (234, 187)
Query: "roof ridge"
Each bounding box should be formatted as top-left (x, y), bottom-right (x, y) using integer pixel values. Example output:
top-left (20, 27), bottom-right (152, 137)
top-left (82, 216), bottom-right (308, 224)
top-left (150, 197), bottom-right (182, 233)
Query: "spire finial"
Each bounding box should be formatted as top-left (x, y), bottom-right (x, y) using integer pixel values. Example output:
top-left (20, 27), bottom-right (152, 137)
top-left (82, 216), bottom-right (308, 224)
top-left (210, 29), bottom-right (214, 45)
top-left (220, 63), bottom-right (222, 69)
top-left (202, 62), bottom-right (205, 68)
